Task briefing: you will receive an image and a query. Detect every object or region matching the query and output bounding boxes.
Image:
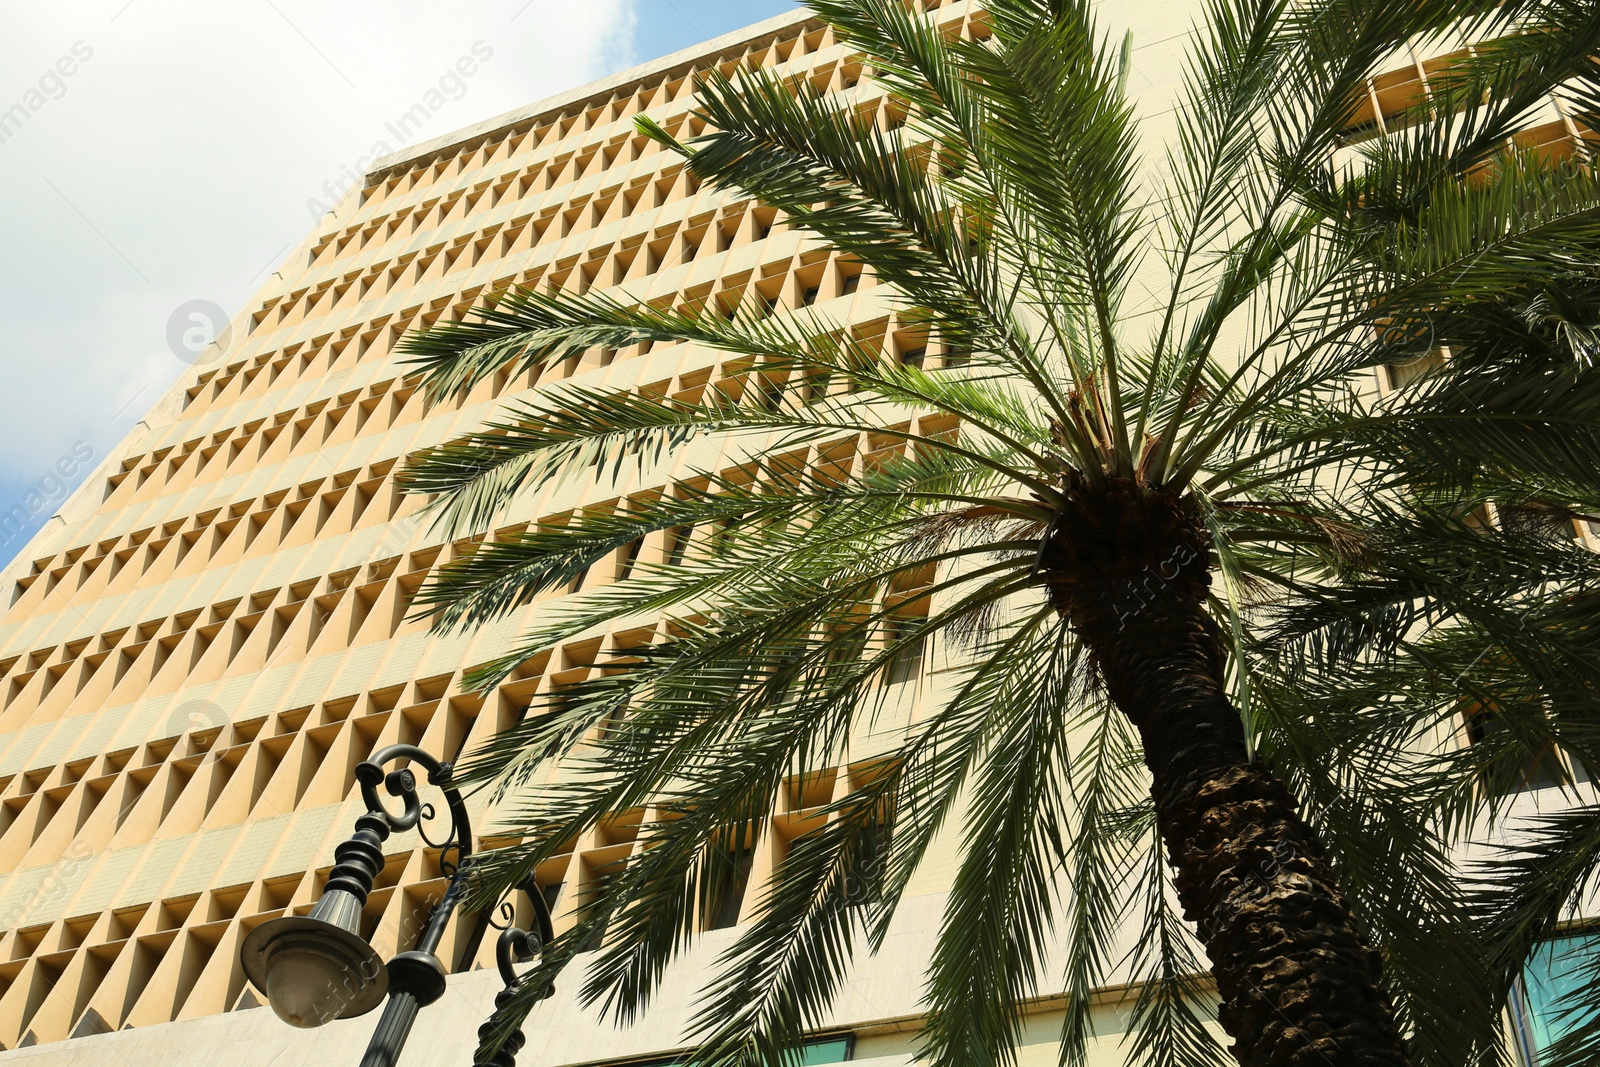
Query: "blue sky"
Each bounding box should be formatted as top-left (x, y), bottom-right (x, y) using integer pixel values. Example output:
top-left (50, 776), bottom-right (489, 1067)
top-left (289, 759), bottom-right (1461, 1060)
top-left (634, 0), bottom-right (799, 62)
top-left (0, 1), bottom-right (797, 565)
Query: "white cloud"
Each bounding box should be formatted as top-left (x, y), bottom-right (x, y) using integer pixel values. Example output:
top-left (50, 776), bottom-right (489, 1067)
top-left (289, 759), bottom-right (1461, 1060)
top-left (0, 0), bottom-right (638, 486)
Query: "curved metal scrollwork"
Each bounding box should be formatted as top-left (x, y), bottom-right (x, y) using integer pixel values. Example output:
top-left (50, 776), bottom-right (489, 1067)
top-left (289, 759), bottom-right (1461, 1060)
top-left (250, 738), bottom-right (570, 1067)
top-left (495, 874), bottom-right (553, 980)
top-left (475, 874), bottom-right (555, 1067)
top-left (486, 899), bottom-right (518, 933)
top-left (321, 744), bottom-right (474, 912)
top-left (357, 743), bottom-right (472, 876)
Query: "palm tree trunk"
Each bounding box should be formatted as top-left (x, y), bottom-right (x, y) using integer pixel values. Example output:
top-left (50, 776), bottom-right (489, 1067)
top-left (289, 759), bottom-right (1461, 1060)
top-left (1040, 475), bottom-right (1410, 1067)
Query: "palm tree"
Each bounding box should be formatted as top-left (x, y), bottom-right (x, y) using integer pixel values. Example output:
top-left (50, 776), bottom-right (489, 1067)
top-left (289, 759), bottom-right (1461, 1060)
top-left (1245, 276), bottom-right (1600, 1067)
top-left (397, 1), bottom-right (1600, 1064)
top-left (1310, 274), bottom-right (1600, 1063)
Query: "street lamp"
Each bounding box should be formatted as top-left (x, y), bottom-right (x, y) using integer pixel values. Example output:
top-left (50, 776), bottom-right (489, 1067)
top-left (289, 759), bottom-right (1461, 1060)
top-left (240, 744), bottom-right (554, 1066)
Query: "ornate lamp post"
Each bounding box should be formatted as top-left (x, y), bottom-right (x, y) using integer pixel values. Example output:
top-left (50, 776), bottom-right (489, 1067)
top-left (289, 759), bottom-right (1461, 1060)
top-left (239, 744), bottom-right (553, 1066)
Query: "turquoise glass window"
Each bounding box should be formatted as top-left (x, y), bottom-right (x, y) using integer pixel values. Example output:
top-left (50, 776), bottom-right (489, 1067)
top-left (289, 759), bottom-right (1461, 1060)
top-left (792, 1037), bottom-right (852, 1064)
top-left (1520, 932), bottom-right (1600, 1061)
top-left (623, 1034), bottom-right (852, 1067)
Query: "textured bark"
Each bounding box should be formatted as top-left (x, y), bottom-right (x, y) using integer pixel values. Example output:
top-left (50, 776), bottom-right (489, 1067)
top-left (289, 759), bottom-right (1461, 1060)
top-left (1037, 473), bottom-right (1410, 1067)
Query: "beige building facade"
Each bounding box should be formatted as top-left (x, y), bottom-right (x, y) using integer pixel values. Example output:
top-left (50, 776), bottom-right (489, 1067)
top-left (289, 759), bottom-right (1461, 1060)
top-left (0, 2), bottom-right (1593, 1065)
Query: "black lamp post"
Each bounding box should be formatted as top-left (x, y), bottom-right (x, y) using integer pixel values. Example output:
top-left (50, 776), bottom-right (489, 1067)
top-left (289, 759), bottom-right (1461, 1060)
top-left (240, 744), bottom-right (553, 1066)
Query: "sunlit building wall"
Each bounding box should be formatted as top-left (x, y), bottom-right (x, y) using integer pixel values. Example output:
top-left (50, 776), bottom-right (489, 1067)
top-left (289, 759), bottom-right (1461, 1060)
top-left (0, 3), bottom-right (1593, 1064)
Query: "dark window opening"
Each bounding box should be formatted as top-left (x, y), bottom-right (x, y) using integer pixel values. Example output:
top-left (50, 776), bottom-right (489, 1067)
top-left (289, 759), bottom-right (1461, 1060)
top-left (843, 814), bottom-right (894, 907)
top-left (1465, 707), bottom-right (1569, 794)
top-left (886, 636), bottom-right (925, 686)
top-left (1501, 503), bottom-right (1583, 542)
top-left (617, 539), bottom-right (643, 581)
top-left (757, 376), bottom-right (787, 411)
top-left (803, 372), bottom-right (832, 403)
top-left (709, 517), bottom-right (744, 559)
top-left (702, 843), bottom-right (755, 930)
top-left (578, 871), bottom-right (616, 952)
top-left (884, 615), bottom-right (926, 687)
top-left (665, 526), bottom-right (691, 566)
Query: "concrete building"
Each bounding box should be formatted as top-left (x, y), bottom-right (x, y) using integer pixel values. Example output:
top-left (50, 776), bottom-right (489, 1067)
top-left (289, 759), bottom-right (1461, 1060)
top-left (0, 2), bottom-right (1592, 1065)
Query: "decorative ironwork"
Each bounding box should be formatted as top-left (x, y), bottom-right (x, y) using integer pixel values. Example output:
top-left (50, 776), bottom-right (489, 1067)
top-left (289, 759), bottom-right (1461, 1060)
top-left (475, 874), bottom-right (555, 1067)
top-left (242, 742), bottom-right (558, 1067)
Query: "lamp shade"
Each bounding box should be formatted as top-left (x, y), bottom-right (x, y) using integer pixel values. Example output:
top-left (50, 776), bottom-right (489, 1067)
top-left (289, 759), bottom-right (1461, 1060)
top-left (240, 888), bottom-right (388, 1027)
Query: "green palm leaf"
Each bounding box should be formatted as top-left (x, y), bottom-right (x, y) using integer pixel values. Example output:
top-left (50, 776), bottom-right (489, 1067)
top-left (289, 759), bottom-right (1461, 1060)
top-left (396, 1), bottom-right (1600, 1064)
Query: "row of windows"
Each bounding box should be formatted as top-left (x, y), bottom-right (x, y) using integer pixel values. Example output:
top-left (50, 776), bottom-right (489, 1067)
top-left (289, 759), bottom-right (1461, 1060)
top-left (1, 553), bottom-right (435, 723)
top-left (112, 393), bottom-right (418, 510)
top-left (0, 690), bottom-right (466, 879)
top-left (270, 159), bottom-right (710, 333)
top-left (352, 0), bottom-right (986, 216)
top-left (0, 670), bottom-right (893, 1047)
top-left (532, 758), bottom-right (900, 955)
top-left (307, 65), bottom-right (922, 287)
top-left (180, 327), bottom-right (409, 413)
top-left (3, 414), bottom-right (953, 749)
top-left (184, 204), bottom-right (855, 426)
top-left (9, 458), bottom-right (405, 619)
top-left (44, 312), bottom-right (965, 615)
top-left (233, 189), bottom-right (825, 419)
top-left (356, 20), bottom-right (853, 212)
top-left (183, 225), bottom-right (867, 426)
top-left (0, 841), bottom-right (481, 1049)
top-left (1338, 39), bottom-right (1595, 174)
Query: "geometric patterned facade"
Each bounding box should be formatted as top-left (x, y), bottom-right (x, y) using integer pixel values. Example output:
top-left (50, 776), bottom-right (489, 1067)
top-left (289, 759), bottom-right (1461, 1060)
top-left (0, 6), bottom-right (977, 1054)
top-left (0, 2), bottom-right (1594, 1061)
